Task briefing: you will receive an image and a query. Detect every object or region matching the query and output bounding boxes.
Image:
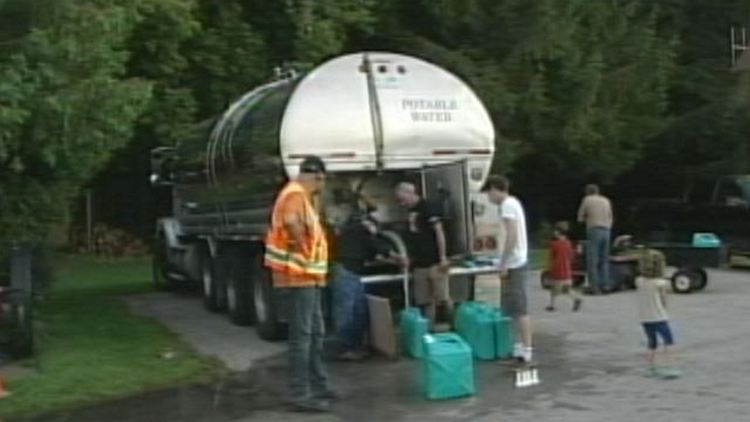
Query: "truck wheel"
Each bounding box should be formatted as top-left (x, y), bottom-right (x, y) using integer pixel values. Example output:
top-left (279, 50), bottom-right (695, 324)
top-left (225, 248), bottom-right (255, 326)
top-left (540, 270), bottom-right (552, 290)
top-left (9, 299), bottom-right (33, 358)
top-left (152, 237), bottom-right (177, 291)
top-left (201, 246), bottom-right (225, 312)
top-left (671, 269), bottom-right (696, 294)
top-left (253, 255), bottom-right (286, 341)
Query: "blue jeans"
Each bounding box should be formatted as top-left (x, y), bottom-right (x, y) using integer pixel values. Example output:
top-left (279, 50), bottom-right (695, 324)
top-left (642, 321), bottom-right (674, 350)
top-left (586, 227), bottom-right (611, 290)
top-left (331, 266), bottom-right (369, 352)
top-left (282, 286), bottom-right (329, 402)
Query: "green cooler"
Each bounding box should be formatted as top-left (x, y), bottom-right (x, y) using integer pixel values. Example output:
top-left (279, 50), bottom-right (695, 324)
top-left (421, 333), bottom-right (475, 400)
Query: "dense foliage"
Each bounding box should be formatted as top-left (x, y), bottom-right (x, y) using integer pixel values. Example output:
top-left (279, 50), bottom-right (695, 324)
top-left (1, 0), bottom-right (749, 246)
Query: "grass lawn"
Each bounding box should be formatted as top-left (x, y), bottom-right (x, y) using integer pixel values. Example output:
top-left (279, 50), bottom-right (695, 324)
top-left (0, 255), bottom-right (223, 419)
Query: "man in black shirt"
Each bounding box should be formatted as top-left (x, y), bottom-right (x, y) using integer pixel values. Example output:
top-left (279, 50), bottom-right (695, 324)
top-left (331, 209), bottom-right (400, 360)
top-left (394, 182), bottom-right (452, 327)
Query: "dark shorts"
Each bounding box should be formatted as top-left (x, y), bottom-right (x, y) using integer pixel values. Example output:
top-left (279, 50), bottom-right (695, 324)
top-left (642, 321), bottom-right (674, 350)
top-left (501, 266), bottom-right (528, 317)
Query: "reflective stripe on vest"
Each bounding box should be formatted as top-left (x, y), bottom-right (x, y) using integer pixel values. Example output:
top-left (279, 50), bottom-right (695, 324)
top-left (264, 182), bottom-right (328, 286)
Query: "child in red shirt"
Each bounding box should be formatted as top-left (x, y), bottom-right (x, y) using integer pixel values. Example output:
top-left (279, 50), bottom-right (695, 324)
top-left (546, 222), bottom-right (582, 312)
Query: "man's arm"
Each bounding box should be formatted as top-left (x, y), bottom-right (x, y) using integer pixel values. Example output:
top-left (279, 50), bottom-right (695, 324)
top-left (433, 221), bottom-right (449, 268)
top-left (501, 217), bottom-right (518, 270)
top-left (577, 197), bottom-right (587, 223)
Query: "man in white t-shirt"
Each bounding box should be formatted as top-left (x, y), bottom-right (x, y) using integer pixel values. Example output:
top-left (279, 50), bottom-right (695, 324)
top-left (483, 175), bottom-right (533, 363)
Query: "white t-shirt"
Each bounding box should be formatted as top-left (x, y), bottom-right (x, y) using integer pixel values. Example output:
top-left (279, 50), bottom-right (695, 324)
top-left (499, 196), bottom-right (528, 270)
top-left (635, 277), bottom-right (669, 322)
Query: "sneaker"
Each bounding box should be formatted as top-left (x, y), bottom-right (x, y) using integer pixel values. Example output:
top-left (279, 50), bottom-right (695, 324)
top-left (583, 287), bottom-right (601, 296)
top-left (512, 343), bottom-right (524, 359)
top-left (288, 398), bottom-right (332, 413)
top-left (655, 367), bottom-right (682, 380)
top-left (314, 389), bottom-right (343, 401)
top-left (337, 350), bottom-right (366, 362)
top-left (521, 347), bottom-right (533, 364)
top-left (545, 306), bottom-right (555, 312)
top-left (572, 298), bottom-right (582, 312)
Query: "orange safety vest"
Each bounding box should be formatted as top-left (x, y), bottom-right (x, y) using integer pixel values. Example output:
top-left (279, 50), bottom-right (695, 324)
top-left (264, 181), bottom-right (329, 287)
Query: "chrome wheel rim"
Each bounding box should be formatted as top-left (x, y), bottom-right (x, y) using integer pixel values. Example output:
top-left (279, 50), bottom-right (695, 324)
top-left (202, 265), bottom-right (212, 297)
top-left (254, 280), bottom-right (266, 322)
top-left (674, 274), bottom-right (691, 291)
top-left (227, 279), bottom-right (237, 312)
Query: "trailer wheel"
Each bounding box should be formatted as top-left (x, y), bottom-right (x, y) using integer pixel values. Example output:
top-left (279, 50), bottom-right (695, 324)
top-left (253, 254), bottom-right (286, 341)
top-left (201, 246), bottom-right (225, 312)
top-left (152, 237), bottom-right (177, 291)
top-left (540, 270), bottom-right (552, 290)
top-left (691, 267), bottom-right (708, 291)
top-left (671, 269), bottom-right (696, 294)
top-left (225, 248), bottom-right (255, 326)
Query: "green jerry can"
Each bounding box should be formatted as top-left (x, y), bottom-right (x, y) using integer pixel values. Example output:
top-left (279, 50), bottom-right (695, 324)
top-left (421, 333), bottom-right (475, 400)
top-left (492, 308), bottom-right (514, 359)
top-left (400, 307), bottom-right (429, 358)
top-left (454, 301), bottom-right (480, 335)
top-left (454, 302), bottom-right (496, 360)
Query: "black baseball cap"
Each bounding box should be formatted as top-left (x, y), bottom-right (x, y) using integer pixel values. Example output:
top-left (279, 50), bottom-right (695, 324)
top-left (299, 155), bottom-right (327, 174)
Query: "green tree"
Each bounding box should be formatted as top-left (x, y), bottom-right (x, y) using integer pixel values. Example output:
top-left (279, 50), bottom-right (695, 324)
top-left (376, 0), bottom-right (676, 181)
top-left (0, 0), bottom-right (152, 245)
top-left (284, 0), bottom-right (377, 63)
top-left (634, 0), bottom-right (750, 180)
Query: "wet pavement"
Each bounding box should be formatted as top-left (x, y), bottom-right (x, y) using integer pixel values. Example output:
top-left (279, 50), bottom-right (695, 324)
top-left (15, 269), bottom-right (750, 421)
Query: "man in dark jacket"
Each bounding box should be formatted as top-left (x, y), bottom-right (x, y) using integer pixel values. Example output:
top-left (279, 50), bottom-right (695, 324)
top-left (331, 208), bottom-right (403, 361)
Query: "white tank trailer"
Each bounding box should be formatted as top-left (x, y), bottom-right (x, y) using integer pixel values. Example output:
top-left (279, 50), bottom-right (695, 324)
top-left (150, 52), bottom-right (503, 340)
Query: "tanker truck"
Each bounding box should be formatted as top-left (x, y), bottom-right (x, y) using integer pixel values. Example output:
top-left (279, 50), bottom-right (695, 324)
top-left (149, 52), bottom-right (503, 340)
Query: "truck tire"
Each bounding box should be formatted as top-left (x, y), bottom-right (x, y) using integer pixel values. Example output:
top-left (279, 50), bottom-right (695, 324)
top-left (671, 269), bottom-right (696, 294)
top-left (224, 248), bottom-right (255, 326)
top-left (152, 237), bottom-right (177, 291)
top-left (253, 254), bottom-right (286, 341)
top-left (201, 246), bottom-right (225, 312)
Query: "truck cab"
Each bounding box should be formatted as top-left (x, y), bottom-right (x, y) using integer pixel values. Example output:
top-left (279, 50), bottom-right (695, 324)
top-left (629, 175), bottom-right (750, 256)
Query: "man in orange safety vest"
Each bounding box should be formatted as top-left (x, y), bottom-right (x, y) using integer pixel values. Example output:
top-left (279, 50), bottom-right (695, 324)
top-left (265, 155), bottom-right (334, 413)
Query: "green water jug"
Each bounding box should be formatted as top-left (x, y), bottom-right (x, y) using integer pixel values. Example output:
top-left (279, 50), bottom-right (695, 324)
top-left (492, 309), bottom-right (514, 359)
top-left (454, 301), bottom-right (480, 335)
top-left (422, 333), bottom-right (475, 400)
top-left (400, 307), bottom-right (429, 358)
top-left (455, 302), bottom-right (496, 360)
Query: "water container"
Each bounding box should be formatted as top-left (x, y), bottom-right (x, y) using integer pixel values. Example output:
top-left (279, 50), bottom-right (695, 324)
top-left (421, 333), bottom-right (475, 400)
top-left (492, 309), bottom-right (514, 359)
top-left (454, 301), bottom-right (480, 335)
top-left (692, 232), bottom-right (721, 248)
top-left (400, 307), bottom-right (429, 358)
top-left (454, 301), bottom-right (496, 360)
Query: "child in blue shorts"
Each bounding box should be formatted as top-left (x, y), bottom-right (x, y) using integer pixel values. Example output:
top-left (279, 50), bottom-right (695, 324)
top-left (635, 250), bottom-right (680, 378)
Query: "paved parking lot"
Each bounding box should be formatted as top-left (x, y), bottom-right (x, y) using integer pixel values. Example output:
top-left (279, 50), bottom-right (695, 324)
top-left (32, 268), bottom-right (750, 422)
